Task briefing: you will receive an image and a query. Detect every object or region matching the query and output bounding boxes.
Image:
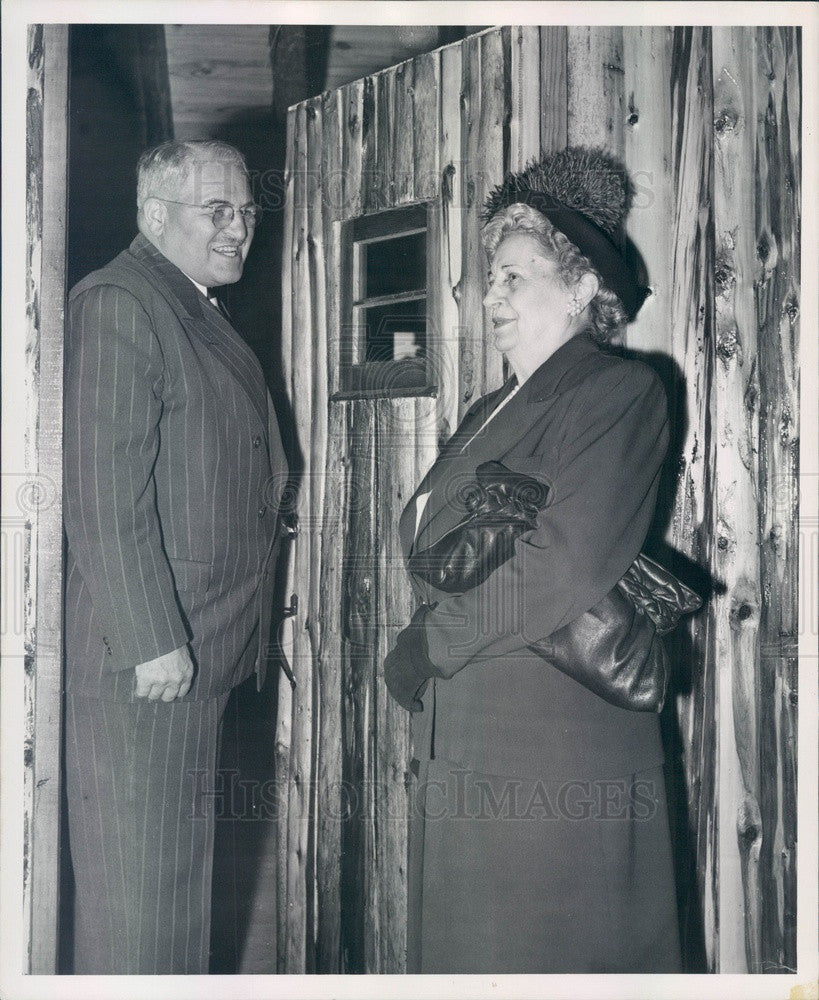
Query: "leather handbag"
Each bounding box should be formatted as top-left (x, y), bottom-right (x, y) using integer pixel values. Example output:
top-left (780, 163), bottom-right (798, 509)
top-left (407, 460), bottom-right (701, 712)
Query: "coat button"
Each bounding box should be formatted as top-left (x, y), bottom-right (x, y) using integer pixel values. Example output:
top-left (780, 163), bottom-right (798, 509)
top-left (253, 435), bottom-right (262, 448)
top-left (258, 506), bottom-right (266, 518)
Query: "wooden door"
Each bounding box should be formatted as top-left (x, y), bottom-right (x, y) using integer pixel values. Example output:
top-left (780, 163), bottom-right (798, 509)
top-left (278, 25), bottom-right (800, 974)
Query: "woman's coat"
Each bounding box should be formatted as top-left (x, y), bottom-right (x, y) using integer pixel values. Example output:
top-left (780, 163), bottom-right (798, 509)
top-left (398, 330), bottom-right (671, 779)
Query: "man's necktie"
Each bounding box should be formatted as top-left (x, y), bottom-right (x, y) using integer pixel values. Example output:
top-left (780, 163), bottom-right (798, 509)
top-left (206, 289), bottom-right (231, 320)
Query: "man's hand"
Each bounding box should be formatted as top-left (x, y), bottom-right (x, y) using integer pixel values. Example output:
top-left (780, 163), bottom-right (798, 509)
top-left (134, 646), bottom-right (194, 701)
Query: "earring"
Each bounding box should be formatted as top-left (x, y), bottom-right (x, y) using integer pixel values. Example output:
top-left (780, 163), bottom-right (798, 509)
top-left (567, 295), bottom-right (583, 317)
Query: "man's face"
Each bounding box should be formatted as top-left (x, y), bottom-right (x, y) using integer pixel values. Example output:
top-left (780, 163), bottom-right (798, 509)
top-left (152, 155), bottom-right (255, 288)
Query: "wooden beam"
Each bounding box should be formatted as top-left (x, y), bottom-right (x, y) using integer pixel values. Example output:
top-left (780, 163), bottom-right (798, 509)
top-left (567, 25), bottom-right (625, 151)
top-left (24, 22), bottom-right (69, 975)
top-left (667, 25), bottom-right (718, 972)
top-left (711, 25), bottom-right (763, 973)
top-left (622, 27), bottom-right (674, 356)
top-left (754, 25), bottom-right (800, 974)
top-left (540, 26), bottom-right (568, 154)
top-left (126, 26), bottom-right (174, 146)
top-left (315, 86), bottom-right (345, 973)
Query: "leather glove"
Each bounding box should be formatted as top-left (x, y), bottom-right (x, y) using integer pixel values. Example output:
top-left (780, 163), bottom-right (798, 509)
top-left (384, 604), bottom-right (437, 712)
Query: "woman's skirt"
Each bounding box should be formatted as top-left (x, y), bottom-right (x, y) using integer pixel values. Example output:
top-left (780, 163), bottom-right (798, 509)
top-left (407, 758), bottom-right (682, 974)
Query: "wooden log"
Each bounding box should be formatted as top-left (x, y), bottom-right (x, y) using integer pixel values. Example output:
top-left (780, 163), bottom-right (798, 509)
top-left (323, 88), bottom-right (344, 384)
top-left (340, 400), bottom-right (378, 971)
top-left (667, 25), bottom-right (719, 973)
top-left (268, 26), bottom-right (314, 120)
top-left (426, 194), bottom-right (451, 446)
top-left (274, 550), bottom-right (295, 973)
top-left (479, 28), bottom-right (510, 394)
top-left (410, 396), bottom-right (440, 778)
top-left (567, 26), bottom-right (625, 151)
top-left (341, 78), bottom-right (365, 222)
top-left (540, 26), bottom-right (568, 154)
top-left (373, 397), bottom-right (417, 971)
top-left (510, 25), bottom-right (541, 172)
top-left (711, 25), bottom-right (763, 974)
top-left (412, 50), bottom-right (440, 203)
top-left (335, 78), bottom-right (365, 394)
top-left (359, 75), bottom-right (377, 212)
top-left (437, 40), bottom-right (463, 438)
top-left (458, 28), bottom-right (508, 414)
top-left (456, 32), bottom-right (482, 417)
top-left (279, 110), bottom-right (297, 411)
top-left (275, 103), bottom-right (298, 972)
top-left (314, 402), bottom-right (347, 972)
top-left (393, 60), bottom-right (415, 204)
top-left (314, 87), bottom-right (345, 973)
top-left (370, 70), bottom-right (395, 212)
top-left (304, 93), bottom-right (328, 973)
top-left (23, 23), bottom-right (68, 975)
top-left (754, 25), bottom-right (800, 974)
top-left (131, 26), bottom-right (174, 146)
top-left (283, 101), bottom-right (314, 973)
top-left (622, 27), bottom-right (674, 355)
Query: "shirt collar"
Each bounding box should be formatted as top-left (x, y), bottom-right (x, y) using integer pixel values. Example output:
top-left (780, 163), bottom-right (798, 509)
top-left (183, 274), bottom-right (209, 299)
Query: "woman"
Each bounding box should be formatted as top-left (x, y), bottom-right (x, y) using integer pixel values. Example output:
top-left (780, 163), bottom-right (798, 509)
top-left (384, 148), bottom-right (683, 974)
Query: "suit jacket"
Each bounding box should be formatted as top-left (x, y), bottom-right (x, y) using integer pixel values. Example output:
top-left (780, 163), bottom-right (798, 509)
top-left (64, 234), bottom-right (288, 701)
top-left (399, 332), bottom-right (671, 779)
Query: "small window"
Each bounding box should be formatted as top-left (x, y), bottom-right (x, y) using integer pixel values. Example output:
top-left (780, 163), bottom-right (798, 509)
top-left (337, 204), bottom-right (434, 397)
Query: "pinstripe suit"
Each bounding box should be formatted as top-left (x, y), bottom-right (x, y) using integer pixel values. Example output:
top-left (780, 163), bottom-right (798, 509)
top-left (63, 234), bottom-right (287, 972)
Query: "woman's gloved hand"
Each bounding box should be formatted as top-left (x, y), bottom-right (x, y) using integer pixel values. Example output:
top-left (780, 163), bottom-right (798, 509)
top-left (384, 603), bottom-right (438, 712)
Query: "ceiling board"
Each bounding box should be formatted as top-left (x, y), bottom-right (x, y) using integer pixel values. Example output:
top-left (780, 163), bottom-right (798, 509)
top-left (166, 24), bottom-right (272, 138)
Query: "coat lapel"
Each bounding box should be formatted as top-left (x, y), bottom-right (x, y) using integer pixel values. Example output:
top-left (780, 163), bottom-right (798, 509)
top-left (125, 236), bottom-right (269, 430)
top-left (397, 383), bottom-right (511, 560)
top-left (410, 383), bottom-right (531, 557)
top-left (407, 332), bottom-right (603, 559)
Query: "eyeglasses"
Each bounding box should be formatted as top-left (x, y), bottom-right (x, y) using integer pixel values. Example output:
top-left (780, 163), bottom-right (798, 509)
top-left (151, 197), bottom-right (262, 229)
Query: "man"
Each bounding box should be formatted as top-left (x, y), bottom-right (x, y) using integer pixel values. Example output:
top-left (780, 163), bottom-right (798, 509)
top-left (63, 140), bottom-right (288, 973)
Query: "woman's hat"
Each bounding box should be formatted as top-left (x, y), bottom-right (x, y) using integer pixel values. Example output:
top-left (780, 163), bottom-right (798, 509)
top-left (482, 147), bottom-right (649, 319)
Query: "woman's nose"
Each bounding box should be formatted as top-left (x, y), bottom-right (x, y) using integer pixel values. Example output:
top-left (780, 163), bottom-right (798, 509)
top-left (483, 281), bottom-right (502, 310)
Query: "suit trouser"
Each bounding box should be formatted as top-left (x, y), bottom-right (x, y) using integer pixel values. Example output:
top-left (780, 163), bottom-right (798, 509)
top-left (65, 690), bottom-right (230, 974)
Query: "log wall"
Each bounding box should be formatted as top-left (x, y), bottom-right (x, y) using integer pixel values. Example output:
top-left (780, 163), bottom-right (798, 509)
top-left (23, 24), bottom-right (69, 974)
top-left (280, 25), bottom-right (800, 974)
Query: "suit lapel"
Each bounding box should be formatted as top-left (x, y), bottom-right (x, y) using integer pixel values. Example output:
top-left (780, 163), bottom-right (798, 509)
top-left (126, 236), bottom-right (269, 429)
top-left (180, 307), bottom-right (269, 429)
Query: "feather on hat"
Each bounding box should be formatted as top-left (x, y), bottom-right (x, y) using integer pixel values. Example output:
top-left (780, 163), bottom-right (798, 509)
top-left (482, 147), bottom-right (631, 236)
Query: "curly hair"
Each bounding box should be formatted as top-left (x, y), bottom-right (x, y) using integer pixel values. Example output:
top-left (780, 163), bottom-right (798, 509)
top-left (482, 202), bottom-right (628, 344)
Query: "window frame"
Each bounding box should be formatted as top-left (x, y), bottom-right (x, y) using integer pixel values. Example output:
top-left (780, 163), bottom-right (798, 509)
top-left (333, 202), bottom-right (437, 400)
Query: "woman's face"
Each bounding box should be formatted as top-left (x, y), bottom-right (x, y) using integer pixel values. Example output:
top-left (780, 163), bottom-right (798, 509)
top-left (483, 233), bottom-right (572, 365)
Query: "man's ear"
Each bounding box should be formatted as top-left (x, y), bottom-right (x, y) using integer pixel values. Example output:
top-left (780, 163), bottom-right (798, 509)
top-left (141, 197), bottom-right (166, 237)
